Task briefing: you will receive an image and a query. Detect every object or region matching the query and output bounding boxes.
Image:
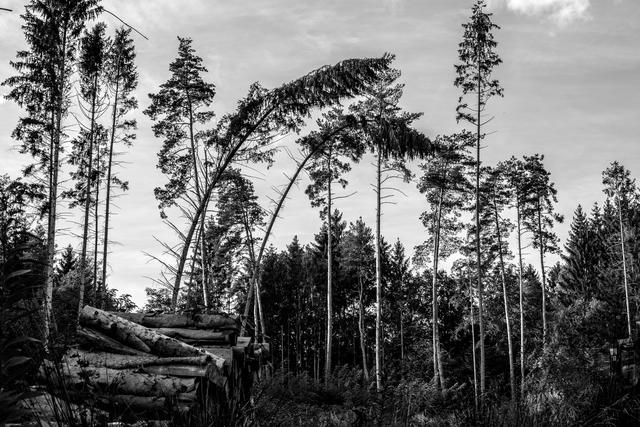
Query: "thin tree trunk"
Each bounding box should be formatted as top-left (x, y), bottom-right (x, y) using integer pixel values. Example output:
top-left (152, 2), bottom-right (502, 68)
top-left (476, 58), bottom-right (486, 402)
top-left (516, 199), bottom-right (525, 397)
top-left (469, 267), bottom-right (478, 412)
top-left (536, 198), bottom-right (547, 347)
top-left (325, 149), bottom-right (333, 382)
top-left (400, 310), bottom-right (404, 362)
top-left (375, 145), bottom-right (382, 392)
top-left (358, 275), bottom-right (369, 380)
top-left (492, 193), bottom-right (516, 400)
top-left (101, 73), bottom-right (120, 308)
top-left (432, 188), bottom-right (446, 389)
top-left (93, 143), bottom-right (100, 301)
top-left (78, 74), bottom-right (99, 322)
top-left (618, 197), bottom-right (632, 338)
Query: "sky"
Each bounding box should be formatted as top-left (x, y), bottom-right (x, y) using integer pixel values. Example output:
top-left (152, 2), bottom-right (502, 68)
top-left (1, 0), bottom-right (639, 306)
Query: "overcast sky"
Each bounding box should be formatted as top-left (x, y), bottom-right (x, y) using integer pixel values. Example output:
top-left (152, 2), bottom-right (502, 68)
top-left (1, 0), bottom-right (639, 306)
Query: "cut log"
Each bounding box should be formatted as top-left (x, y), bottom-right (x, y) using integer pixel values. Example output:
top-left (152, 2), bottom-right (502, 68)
top-left (142, 364), bottom-right (208, 377)
top-left (154, 328), bottom-right (231, 342)
top-left (81, 309), bottom-right (152, 353)
top-left (91, 392), bottom-right (194, 414)
top-left (113, 311), bottom-right (240, 330)
top-left (68, 349), bottom-right (212, 369)
top-left (77, 326), bottom-right (147, 356)
top-left (57, 358), bottom-right (196, 396)
top-left (80, 306), bottom-right (225, 369)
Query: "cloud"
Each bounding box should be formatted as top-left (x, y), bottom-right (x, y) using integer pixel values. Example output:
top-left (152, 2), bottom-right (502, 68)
top-left (502, 0), bottom-right (591, 25)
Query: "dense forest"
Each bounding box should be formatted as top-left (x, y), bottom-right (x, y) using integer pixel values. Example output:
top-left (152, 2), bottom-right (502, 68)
top-left (1, 0), bottom-right (639, 425)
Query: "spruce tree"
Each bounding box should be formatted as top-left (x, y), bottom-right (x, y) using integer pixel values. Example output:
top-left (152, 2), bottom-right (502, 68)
top-left (454, 0), bottom-right (503, 398)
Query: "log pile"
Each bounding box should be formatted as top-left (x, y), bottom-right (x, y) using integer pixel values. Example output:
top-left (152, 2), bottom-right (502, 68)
top-left (47, 306), bottom-right (268, 420)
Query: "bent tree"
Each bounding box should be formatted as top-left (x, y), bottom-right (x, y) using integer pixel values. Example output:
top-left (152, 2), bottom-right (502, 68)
top-left (168, 55), bottom-right (396, 312)
top-left (454, 0), bottom-right (503, 398)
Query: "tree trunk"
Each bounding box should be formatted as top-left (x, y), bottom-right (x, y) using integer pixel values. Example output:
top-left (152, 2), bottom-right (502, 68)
top-left (358, 275), bottom-right (369, 380)
top-left (93, 142), bottom-right (100, 301)
top-left (78, 74), bottom-right (99, 323)
top-left (432, 188), bottom-right (446, 389)
top-left (375, 144), bottom-right (382, 392)
top-left (101, 75), bottom-right (119, 308)
top-left (113, 311), bottom-right (240, 330)
top-left (469, 269), bottom-right (478, 411)
top-left (476, 60), bottom-right (486, 402)
top-left (325, 149), bottom-right (333, 382)
top-left (77, 326), bottom-right (148, 356)
top-left (618, 197), bottom-right (632, 338)
top-left (516, 199), bottom-right (525, 397)
top-left (492, 194), bottom-right (516, 400)
top-left (67, 349), bottom-right (212, 369)
top-left (536, 197), bottom-right (547, 347)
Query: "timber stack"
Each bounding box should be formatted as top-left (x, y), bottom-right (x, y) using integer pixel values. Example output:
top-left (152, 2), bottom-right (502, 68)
top-left (45, 305), bottom-right (270, 421)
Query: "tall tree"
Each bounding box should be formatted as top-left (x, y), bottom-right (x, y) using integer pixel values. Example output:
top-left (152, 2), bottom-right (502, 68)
top-left (3, 0), bottom-right (101, 344)
top-left (522, 154), bottom-right (562, 348)
top-left (415, 132), bottom-right (473, 389)
top-left (101, 27), bottom-right (138, 306)
top-left (306, 110), bottom-right (365, 381)
top-left (144, 36), bottom-right (216, 310)
top-left (351, 68), bottom-right (432, 392)
top-left (602, 161), bottom-right (637, 338)
top-left (454, 0), bottom-right (503, 399)
top-left (69, 23), bottom-right (108, 321)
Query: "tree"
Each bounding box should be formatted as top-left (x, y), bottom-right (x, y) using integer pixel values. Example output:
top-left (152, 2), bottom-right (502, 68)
top-left (341, 218), bottom-right (375, 379)
top-left (415, 132), bottom-right (473, 389)
top-left (69, 23), bottom-right (108, 322)
top-left (602, 161), bottom-right (637, 338)
top-left (3, 0), bottom-right (101, 344)
top-left (101, 27), bottom-right (138, 306)
top-left (306, 110), bottom-right (365, 380)
top-left (454, 0), bottom-right (503, 399)
top-left (483, 164), bottom-right (516, 399)
top-left (350, 67), bottom-right (433, 392)
top-left (522, 154), bottom-right (563, 348)
top-left (144, 36), bottom-right (216, 310)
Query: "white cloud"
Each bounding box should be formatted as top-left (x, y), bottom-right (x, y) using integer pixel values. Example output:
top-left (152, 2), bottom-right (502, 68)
top-left (502, 0), bottom-right (591, 25)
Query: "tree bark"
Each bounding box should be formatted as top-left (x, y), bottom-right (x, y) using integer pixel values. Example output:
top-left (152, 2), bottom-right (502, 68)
top-left (432, 188), bottom-right (446, 389)
top-left (618, 197), bottom-right (632, 338)
top-left (113, 311), bottom-right (239, 330)
top-left (325, 149), bottom-right (333, 382)
top-left (77, 326), bottom-right (148, 356)
top-left (374, 144), bottom-right (382, 392)
top-left (536, 197), bottom-right (547, 347)
top-left (358, 275), bottom-right (369, 380)
top-left (469, 269), bottom-right (478, 411)
top-left (516, 199), bottom-right (525, 397)
top-left (476, 57), bottom-right (486, 402)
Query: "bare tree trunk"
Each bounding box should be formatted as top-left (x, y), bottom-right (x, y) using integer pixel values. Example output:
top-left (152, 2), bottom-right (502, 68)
top-left (432, 188), bottom-right (445, 389)
top-left (475, 60), bottom-right (486, 402)
top-left (618, 197), bottom-right (632, 338)
top-left (400, 310), bottom-right (404, 362)
top-left (78, 75), bottom-right (98, 323)
top-left (374, 146), bottom-right (382, 392)
top-left (536, 197), bottom-right (547, 347)
top-left (469, 269), bottom-right (478, 412)
top-left (93, 143), bottom-right (100, 302)
top-left (516, 199), bottom-right (525, 397)
top-left (492, 194), bottom-right (516, 400)
top-left (358, 275), bottom-right (369, 380)
top-left (325, 149), bottom-right (333, 383)
top-left (101, 75), bottom-right (119, 308)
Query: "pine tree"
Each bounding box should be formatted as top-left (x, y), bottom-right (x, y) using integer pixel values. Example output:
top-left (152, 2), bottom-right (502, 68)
top-left (415, 132), bottom-right (473, 389)
top-left (602, 161), bottom-right (637, 338)
top-left (454, 0), bottom-right (503, 399)
top-left (101, 27), bottom-right (138, 306)
top-left (522, 154), bottom-right (563, 348)
top-left (3, 0), bottom-right (102, 344)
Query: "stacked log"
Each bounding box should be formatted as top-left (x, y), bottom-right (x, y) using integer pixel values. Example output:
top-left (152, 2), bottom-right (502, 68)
top-left (48, 306), bottom-right (267, 421)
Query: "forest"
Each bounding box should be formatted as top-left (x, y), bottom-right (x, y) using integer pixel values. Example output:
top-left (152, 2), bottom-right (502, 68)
top-left (1, 0), bottom-right (639, 425)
